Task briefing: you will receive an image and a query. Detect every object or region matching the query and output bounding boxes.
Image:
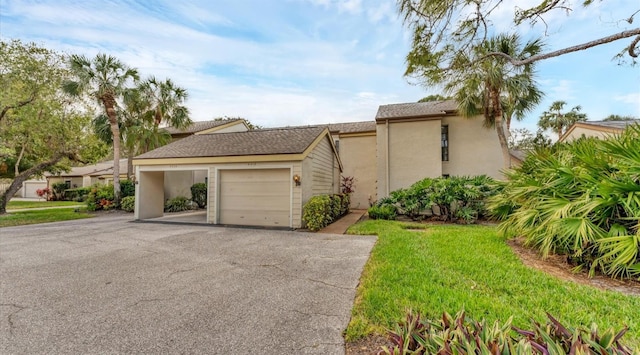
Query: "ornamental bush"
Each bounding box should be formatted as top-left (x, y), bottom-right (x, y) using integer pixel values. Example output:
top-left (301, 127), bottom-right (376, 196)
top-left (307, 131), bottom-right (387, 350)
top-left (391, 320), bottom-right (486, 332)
top-left (368, 204), bottom-right (397, 220)
top-left (164, 196), bottom-right (192, 212)
top-left (120, 196), bottom-right (135, 212)
top-left (120, 180), bottom-right (135, 198)
top-left (190, 182), bottom-right (207, 208)
top-left (302, 193), bottom-right (350, 231)
top-left (488, 124), bottom-right (640, 279)
top-left (382, 310), bottom-right (634, 355)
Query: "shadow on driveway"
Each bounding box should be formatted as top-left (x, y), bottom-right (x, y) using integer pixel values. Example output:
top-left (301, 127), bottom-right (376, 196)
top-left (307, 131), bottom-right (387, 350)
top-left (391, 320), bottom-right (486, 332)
top-left (0, 216), bottom-right (376, 354)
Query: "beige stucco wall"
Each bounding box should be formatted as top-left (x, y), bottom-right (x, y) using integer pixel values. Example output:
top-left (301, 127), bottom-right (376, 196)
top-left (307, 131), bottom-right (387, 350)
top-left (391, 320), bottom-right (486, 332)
top-left (164, 170), bottom-right (206, 199)
top-left (135, 170), bottom-right (164, 220)
top-left (339, 134), bottom-right (376, 208)
top-left (562, 126), bottom-right (615, 142)
top-left (47, 177), bottom-right (84, 189)
top-left (207, 123), bottom-right (249, 134)
top-left (377, 119), bottom-right (442, 198)
top-left (441, 115), bottom-right (503, 179)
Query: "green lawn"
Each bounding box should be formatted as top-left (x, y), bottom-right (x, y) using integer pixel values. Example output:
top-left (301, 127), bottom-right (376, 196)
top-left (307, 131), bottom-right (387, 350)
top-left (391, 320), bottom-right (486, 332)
top-left (7, 200), bottom-right (83, 210)
top-left (345, 220), bottom-right (640, 346)
top-left (0, 208), bottom-right (93, 227)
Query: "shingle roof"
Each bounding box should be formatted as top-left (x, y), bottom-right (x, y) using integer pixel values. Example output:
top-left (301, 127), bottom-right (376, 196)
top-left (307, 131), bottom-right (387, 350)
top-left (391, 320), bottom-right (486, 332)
top-left (165, 119), bottom-right (244, 135)
top-left (375, 100), bottom-right (458, 120)
top-left (327, 121), bottom-right (376, 134)
top-left (136, 126), bottom-right (326, 159)
top-left (580, 119), bottom-right (640, 130)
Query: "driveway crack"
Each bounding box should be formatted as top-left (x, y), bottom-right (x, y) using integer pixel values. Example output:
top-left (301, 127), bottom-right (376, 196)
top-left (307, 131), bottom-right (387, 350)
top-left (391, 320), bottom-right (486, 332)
top-left (1, 303), bottom-right (29, 336)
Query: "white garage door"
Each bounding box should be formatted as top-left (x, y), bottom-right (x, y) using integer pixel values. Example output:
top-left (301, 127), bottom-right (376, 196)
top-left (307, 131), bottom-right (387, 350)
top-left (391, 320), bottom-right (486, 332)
top-left (219, 168), bottom-right (291, 227)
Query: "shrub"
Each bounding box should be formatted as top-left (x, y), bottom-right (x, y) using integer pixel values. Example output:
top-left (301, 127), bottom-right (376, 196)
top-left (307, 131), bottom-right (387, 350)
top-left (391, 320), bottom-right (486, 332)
top-left (120, 196), bottom-right (135, 212)
top-left (302, 193), bottom-right (349, 231)
top-left (382, 310), bottom-right (634, 355)
top-left (377, 175), bottom-right (498, 223)
top-left (51, 182), bottom-right (69, 201)
top-left (191, 182), bottom-right (207, 208)
top-left (488, 124), bottom-right (640, 279)
top-left (86, 184), bottom-right (115, 211)
top-left (120, 180), bottom-right (135, 198)
top-left (36, 188), bottom-right (51, 200)
top-left (368, 204), bottom-right (397, 220)
top-left (65, 187), bottom-right (91, 202)
top-left (164, 196), bottom-right (191, 212)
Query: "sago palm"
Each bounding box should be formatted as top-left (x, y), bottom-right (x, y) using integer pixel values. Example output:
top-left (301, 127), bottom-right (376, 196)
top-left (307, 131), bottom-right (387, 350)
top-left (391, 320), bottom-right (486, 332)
top-left (63, 54), bottom-right (139, 204)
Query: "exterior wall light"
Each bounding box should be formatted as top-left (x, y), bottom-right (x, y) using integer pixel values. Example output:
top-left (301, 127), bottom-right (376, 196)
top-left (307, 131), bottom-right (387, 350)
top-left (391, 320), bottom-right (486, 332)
top-left (293, 174), bottom-right (301, 186)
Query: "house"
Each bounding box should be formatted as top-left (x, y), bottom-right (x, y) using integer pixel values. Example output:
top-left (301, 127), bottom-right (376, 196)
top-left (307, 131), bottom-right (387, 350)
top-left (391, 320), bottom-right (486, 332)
top-left (374, 100), bottom-right (503, 197)
top-left (46, 159), bottom-right (129, 189)
top-left (133, 100), bottom-right (504, 228)
top-left (166, 118), bottom-right (249, 140)
top-left (560, 119), bottom-right (640, 142)
top-left (133, 126), bottom-right (341, 229)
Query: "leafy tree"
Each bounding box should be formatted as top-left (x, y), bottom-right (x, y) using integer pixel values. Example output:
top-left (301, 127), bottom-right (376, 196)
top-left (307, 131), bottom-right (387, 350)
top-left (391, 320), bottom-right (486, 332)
top-left (63, 54), bottom-right (139, 204)
top-left (0, 40), bottom-right (107, 213)
top-left (417, 94), bottom-right (451, 102)
top-left (398, 1), bottom-right (640, 72)
top-left (437, 34), bottom-right (543, 168)
top-left (213, 116), bottom-right (262, 130)
top-left (508, 128), bottom-right (552, 151)
top-left (538, 101), bottom-right (587, 138)
top-left (603, 114), bottom-right (638, 121)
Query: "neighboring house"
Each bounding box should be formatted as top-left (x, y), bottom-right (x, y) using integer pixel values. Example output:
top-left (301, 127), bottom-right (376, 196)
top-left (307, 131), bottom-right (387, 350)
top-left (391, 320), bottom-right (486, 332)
top-left (166, 118), bottom-right (249, 140)
top-left (133, 126), bottom-right (341, 229)
top-left (133, 100), bottom-right (504, 228)
top-left (560, 119), bottom-right (640, 142)
top-left (46, 159), bottom-right (129, 189)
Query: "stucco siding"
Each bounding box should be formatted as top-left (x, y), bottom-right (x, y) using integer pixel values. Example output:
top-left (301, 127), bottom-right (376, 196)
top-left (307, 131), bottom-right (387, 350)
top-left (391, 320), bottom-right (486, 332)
top-left (563, 126), bottom-right (614, 141)
top-left (164, 171), bottom-right (207, 199)
top-left (210, 123), bottom-right (249, 134)
top-left (377, 120), bottom-right (442, 197)
top-left (339, 134), bottom-right (376, 208)
top-left (441, 115), bottom-right (503, 179)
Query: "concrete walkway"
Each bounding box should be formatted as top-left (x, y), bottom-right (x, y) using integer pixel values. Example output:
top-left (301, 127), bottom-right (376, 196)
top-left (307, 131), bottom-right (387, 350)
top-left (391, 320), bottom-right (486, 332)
top-left (318, 209), bottom-right (367, 234)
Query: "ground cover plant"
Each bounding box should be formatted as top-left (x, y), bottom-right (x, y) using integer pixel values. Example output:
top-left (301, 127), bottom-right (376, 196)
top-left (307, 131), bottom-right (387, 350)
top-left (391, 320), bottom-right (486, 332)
top-left (6, 200), bottom-right (81, 210)
top-left (344, 220), bottom-right (640, 347)
top-left (0, 208), bottom-right (93, 227)
top-left (489, 125), bottom-right (640, 279)
top-left (371, 175), bottom-right (498, 224)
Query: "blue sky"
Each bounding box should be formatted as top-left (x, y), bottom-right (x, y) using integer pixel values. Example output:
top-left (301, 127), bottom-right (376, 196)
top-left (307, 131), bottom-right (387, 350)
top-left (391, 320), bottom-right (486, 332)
top-left (1, 0), bottom-right (639, 134)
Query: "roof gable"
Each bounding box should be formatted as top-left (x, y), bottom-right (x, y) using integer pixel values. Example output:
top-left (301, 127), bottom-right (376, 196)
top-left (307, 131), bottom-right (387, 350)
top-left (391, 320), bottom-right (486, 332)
top-left (166, 119), bottom-right (247, 135)
top-left (375, 100), bottom-right (458, 121)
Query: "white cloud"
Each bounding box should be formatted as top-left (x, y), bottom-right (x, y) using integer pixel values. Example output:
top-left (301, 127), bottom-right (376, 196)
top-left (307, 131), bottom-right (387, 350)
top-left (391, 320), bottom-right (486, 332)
top-left (614, 93), bottom-right (640, 105)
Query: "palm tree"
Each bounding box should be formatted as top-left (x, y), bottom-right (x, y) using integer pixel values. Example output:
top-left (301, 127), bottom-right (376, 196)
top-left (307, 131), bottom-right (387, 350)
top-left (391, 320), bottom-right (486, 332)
top-left (538, 101), bottom-right (588, 138)
top-left (63, 54), bottom-right (139, 204)
top-left (139, 76), bottom-right (191, 129)
top-left (446, 33), bottom-right (544, 168)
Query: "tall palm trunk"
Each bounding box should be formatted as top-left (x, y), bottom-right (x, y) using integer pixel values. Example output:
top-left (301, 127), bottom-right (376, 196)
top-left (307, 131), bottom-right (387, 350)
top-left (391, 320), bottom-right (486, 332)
top-left (103, 96), bottom-right (121, 204)
top-left (489, 87), bottom-right (511, 169)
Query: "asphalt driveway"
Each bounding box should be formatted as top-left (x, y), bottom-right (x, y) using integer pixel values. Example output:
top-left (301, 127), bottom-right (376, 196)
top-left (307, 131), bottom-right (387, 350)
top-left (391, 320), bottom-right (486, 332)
top-left (0, 216), bottom-right (376, 354)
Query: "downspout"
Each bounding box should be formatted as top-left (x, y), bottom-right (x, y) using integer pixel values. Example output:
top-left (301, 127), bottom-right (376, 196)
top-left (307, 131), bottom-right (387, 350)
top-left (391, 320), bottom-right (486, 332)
top-left (385, 119), bottom-right (390, 197)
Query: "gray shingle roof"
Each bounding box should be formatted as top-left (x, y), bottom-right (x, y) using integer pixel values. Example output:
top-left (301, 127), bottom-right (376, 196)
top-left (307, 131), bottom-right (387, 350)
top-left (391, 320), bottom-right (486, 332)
top-left (327, 121), bottom-right (376, 134)
top-left (580, 119), bottom-right (640, 130)
top-left (165, 119), bottom-right (244, 135)
top-left (375, 100), bottom-right (458, 120)
top-left (136, 126), bottom-right (326, 159)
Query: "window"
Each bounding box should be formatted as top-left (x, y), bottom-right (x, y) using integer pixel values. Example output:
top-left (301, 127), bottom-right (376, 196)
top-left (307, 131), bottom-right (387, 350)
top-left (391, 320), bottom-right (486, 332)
top-left (441, 125), bottom-right (449, 161)
top-left (64, 180), bottom-right (71, 189)
top-left (334, 139), bottom-right (340, 153)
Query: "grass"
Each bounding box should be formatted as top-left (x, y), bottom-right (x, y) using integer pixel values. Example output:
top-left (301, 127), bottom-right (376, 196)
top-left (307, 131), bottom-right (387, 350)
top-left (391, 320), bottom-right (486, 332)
top-left (7, 200), bottom-right (83, 210)
top-left (0, 208), bottom-right (93, 227)
top-left (345, 220), bottom-right (640, 346)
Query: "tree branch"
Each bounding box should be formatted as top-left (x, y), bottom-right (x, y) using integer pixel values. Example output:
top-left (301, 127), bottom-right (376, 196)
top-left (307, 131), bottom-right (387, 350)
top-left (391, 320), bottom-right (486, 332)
top-left (479, 28), bottom-right (640, 66)
top-left (0, 92), bottom-right (37, 122)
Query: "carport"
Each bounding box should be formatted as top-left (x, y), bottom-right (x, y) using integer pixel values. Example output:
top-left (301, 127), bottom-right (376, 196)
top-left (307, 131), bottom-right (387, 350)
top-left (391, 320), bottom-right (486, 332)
top-left (133, 126), bottom-right (342, 229)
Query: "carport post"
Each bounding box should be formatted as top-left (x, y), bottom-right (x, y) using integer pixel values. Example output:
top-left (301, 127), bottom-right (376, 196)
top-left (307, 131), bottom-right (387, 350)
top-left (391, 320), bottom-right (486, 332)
top-left (135, 168), bottom-right (165, 220)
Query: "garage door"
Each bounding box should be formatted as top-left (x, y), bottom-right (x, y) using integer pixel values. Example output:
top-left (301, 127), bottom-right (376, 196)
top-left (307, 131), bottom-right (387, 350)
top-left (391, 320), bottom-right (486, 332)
top-left (219, 169), bottom-right (291, 227)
